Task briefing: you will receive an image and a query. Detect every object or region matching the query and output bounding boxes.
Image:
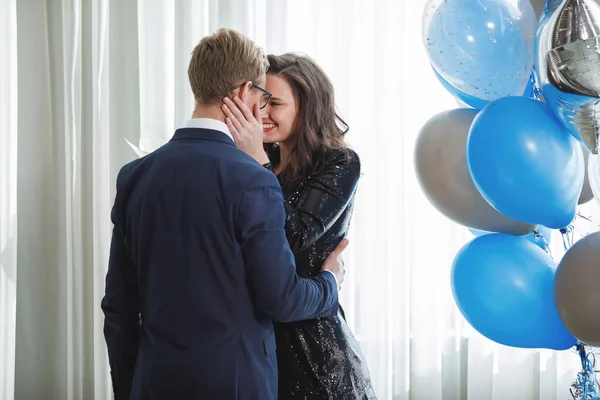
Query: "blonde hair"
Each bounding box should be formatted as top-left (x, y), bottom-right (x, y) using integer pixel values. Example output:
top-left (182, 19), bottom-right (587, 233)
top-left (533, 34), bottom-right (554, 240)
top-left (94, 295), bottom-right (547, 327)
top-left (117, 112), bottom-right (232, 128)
top-left (188, 28), bottom-right (269, 105)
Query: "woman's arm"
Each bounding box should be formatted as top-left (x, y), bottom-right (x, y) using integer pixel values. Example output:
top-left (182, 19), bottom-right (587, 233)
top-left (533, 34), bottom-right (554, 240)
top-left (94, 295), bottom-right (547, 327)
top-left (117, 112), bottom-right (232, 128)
top-left (278, 150), bottom-right (361, 253)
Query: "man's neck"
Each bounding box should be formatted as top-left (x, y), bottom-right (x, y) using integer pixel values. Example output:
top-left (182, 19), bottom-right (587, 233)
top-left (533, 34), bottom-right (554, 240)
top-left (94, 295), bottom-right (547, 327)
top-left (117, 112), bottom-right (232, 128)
top-left (191, 104), bottom-right (225, 123)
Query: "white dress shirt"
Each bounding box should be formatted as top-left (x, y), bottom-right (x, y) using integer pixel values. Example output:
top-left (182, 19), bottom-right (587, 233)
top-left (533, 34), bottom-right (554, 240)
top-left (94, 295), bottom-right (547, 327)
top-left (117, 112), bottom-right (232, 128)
top-left (183, 118), bottom-right (233, 142)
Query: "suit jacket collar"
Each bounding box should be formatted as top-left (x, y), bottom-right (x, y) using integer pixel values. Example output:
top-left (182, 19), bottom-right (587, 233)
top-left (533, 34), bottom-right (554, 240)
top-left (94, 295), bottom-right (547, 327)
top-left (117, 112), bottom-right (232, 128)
top-left (170, 128), bottom-right (236, 147)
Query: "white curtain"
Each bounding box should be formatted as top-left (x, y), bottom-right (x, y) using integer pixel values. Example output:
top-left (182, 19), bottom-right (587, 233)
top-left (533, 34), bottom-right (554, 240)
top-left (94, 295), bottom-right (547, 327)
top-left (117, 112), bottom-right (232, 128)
top-left (2, 0), bottom-right (595, 399)
top-left (12, 0), bottom-right (136, 398)
top-left (0, 0), bottom-right (18, 399)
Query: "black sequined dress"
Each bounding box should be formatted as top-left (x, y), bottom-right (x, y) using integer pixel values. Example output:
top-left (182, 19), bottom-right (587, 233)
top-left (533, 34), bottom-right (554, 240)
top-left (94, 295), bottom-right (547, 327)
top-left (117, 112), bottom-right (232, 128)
top-left (267, 148), bottom-right (377, 400)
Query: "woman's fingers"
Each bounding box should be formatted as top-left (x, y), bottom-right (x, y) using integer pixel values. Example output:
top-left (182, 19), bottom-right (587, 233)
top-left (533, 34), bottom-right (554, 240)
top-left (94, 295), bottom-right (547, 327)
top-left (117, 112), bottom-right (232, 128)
top-left (233, 96), bottom-right (256, 122)
top-left (222, 103), bottom-right (245, 132)
top-left (223, 97), bottom-right (248, 122)
top-left (225, 117), bottom-right (239, 141)
top-left (252, 102), bottom-right (262, 124)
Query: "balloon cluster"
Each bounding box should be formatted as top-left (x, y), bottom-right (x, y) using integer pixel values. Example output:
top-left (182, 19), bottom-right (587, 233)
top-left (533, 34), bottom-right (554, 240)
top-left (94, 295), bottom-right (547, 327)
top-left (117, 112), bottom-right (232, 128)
top-left (417, 0), bottom-right (600, 362)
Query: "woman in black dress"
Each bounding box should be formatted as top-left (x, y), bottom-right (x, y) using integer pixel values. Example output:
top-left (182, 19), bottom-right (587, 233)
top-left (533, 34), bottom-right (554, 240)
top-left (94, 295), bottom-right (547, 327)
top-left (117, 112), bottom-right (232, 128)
top-left (222, 53), bottom-right (376, 399)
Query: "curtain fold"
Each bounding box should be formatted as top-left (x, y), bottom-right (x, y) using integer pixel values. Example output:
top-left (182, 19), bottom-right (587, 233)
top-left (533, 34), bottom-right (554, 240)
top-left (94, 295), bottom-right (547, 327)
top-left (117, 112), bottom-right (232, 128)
top-left (4, 0), bottom-right (593, 399)
top-left (0, 0), bottom-right (18, 399)
top-left (14, 1), bottom-right (139, 398)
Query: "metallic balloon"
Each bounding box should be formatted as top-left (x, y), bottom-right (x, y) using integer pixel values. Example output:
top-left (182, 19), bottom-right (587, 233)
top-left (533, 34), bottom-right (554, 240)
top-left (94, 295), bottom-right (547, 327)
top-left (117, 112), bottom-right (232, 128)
top-left (414, 108), bottom-right (536, 235)
top-left (554, 231), bottom-right (600, 347)
top-left (534, 0), bottom-right (564, 90)
top-left (537, 0), bottom-right (600, 154)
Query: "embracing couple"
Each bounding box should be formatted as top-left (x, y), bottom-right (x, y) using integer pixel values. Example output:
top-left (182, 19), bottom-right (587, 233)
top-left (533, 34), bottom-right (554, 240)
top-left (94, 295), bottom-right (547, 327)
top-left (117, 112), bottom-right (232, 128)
top-left (101, 28), bottom-right (376, 400)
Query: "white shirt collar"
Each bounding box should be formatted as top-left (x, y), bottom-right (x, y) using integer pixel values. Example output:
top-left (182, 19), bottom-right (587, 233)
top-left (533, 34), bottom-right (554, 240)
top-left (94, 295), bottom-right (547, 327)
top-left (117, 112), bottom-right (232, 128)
top-left (183, 118), bottom-right (233, 141)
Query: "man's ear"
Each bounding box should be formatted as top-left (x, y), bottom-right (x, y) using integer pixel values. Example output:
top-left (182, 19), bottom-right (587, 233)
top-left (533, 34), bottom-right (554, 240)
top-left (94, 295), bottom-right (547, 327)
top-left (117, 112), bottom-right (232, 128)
top-left (237, 81), bottom-right (253, 102)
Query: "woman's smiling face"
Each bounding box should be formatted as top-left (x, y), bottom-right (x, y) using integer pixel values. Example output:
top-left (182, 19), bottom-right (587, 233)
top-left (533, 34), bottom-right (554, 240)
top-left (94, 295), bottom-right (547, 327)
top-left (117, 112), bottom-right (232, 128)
top-left (261, 74), bottom-right (298, 145)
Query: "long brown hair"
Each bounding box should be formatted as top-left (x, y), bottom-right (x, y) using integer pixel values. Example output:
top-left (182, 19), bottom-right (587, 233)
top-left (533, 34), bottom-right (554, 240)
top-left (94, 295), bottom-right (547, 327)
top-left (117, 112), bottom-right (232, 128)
top-left (265, 53), bottom-right (349, 183)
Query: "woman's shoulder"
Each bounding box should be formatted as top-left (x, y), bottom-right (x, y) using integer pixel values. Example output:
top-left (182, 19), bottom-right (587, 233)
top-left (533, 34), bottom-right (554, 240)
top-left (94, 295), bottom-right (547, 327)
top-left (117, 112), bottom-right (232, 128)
top-left (315, 147), bottom-right (361, 178)
top-left (322, 146), bottom-right (360, 165)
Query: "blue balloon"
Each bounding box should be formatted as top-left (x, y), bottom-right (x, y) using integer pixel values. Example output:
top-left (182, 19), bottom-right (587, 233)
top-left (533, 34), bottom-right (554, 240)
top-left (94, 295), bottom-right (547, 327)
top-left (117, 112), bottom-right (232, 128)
top-left (452, 234), bottom-right (577, 350)
top-left (467, 96), bottom-right (584, 229)
top-left (432, 67), bottom-right (538, 110)
top-left (468, 225), bottom-right (552, 250)
top-left (423, 0), bottom-right (537, 101)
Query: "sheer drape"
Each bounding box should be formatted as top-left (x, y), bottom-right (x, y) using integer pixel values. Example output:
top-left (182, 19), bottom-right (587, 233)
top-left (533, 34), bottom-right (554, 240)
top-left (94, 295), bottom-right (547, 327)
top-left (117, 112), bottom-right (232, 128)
top-left (2, 0), bottom-right (592, 399)
top-left (13, 0), bottom-right (136, 398)
top-left (0, 1), bottom-right (18, 399)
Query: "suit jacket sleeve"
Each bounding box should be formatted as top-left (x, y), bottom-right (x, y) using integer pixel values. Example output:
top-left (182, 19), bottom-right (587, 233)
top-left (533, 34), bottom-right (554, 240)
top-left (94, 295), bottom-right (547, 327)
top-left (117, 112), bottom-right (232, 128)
top-left (281, 150), bottom-right (361, 253)
top-left (101, 170), bottom-right (140, 400)
top-left (238, 169), bottom-right (339, 322)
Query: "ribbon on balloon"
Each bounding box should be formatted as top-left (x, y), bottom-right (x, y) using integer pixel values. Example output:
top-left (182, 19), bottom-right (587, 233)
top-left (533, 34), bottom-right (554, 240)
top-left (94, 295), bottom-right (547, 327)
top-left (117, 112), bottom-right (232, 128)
top-left (569, 343), bottom-right (599, 400)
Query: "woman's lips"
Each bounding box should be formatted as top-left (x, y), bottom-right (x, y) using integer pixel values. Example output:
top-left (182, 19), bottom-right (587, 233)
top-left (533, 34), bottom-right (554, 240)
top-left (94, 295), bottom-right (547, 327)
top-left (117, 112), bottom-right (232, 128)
top-left (263, 123), bottom-right (277, 133)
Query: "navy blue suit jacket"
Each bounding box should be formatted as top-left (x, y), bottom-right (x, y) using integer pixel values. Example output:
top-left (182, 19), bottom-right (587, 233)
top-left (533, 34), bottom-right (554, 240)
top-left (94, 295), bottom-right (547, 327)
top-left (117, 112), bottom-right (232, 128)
top-left (101, 127), bottom-right (339, 400)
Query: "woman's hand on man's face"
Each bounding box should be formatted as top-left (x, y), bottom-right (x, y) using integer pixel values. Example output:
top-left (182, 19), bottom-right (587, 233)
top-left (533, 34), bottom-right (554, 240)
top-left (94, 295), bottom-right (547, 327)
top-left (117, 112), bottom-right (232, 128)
top-left (222, 96), bottom-right (270, 165)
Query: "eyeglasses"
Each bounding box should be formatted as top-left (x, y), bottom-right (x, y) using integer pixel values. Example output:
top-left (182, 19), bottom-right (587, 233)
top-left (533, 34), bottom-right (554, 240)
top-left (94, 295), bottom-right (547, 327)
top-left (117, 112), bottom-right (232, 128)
top-left (231, 82), bottom-right (272, 109)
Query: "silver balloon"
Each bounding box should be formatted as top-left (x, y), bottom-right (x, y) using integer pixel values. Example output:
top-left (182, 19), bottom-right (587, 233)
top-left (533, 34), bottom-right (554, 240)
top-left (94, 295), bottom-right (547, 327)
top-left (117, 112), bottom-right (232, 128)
top-left (414, 108), bottom-right (536, 235)
top-left (534, 0), bottom-right (564, 84)
top-left (537, 0), bottom-right (600, 154)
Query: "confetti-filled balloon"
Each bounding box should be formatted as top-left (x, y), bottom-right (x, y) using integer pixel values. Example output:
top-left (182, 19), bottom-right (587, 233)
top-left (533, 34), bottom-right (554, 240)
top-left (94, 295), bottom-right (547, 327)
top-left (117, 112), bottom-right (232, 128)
top-left (423, 0), bottom-right (537, 102)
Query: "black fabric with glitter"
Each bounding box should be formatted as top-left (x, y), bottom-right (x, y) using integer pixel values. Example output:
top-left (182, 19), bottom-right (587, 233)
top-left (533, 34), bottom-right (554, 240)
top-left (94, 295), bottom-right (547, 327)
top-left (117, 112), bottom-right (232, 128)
top-left (269, 148), bottom-right (377, 400)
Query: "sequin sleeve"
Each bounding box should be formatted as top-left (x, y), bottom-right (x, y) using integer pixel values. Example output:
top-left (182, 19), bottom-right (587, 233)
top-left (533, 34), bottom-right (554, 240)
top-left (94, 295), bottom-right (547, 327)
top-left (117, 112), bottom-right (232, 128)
top-left (283, 149), bottom-right (360, 253)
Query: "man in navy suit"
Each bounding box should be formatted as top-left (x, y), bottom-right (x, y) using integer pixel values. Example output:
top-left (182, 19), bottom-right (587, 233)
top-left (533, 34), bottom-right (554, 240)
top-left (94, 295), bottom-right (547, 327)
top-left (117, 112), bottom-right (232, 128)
top-left (101, 28), bottom-right (346, 400)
